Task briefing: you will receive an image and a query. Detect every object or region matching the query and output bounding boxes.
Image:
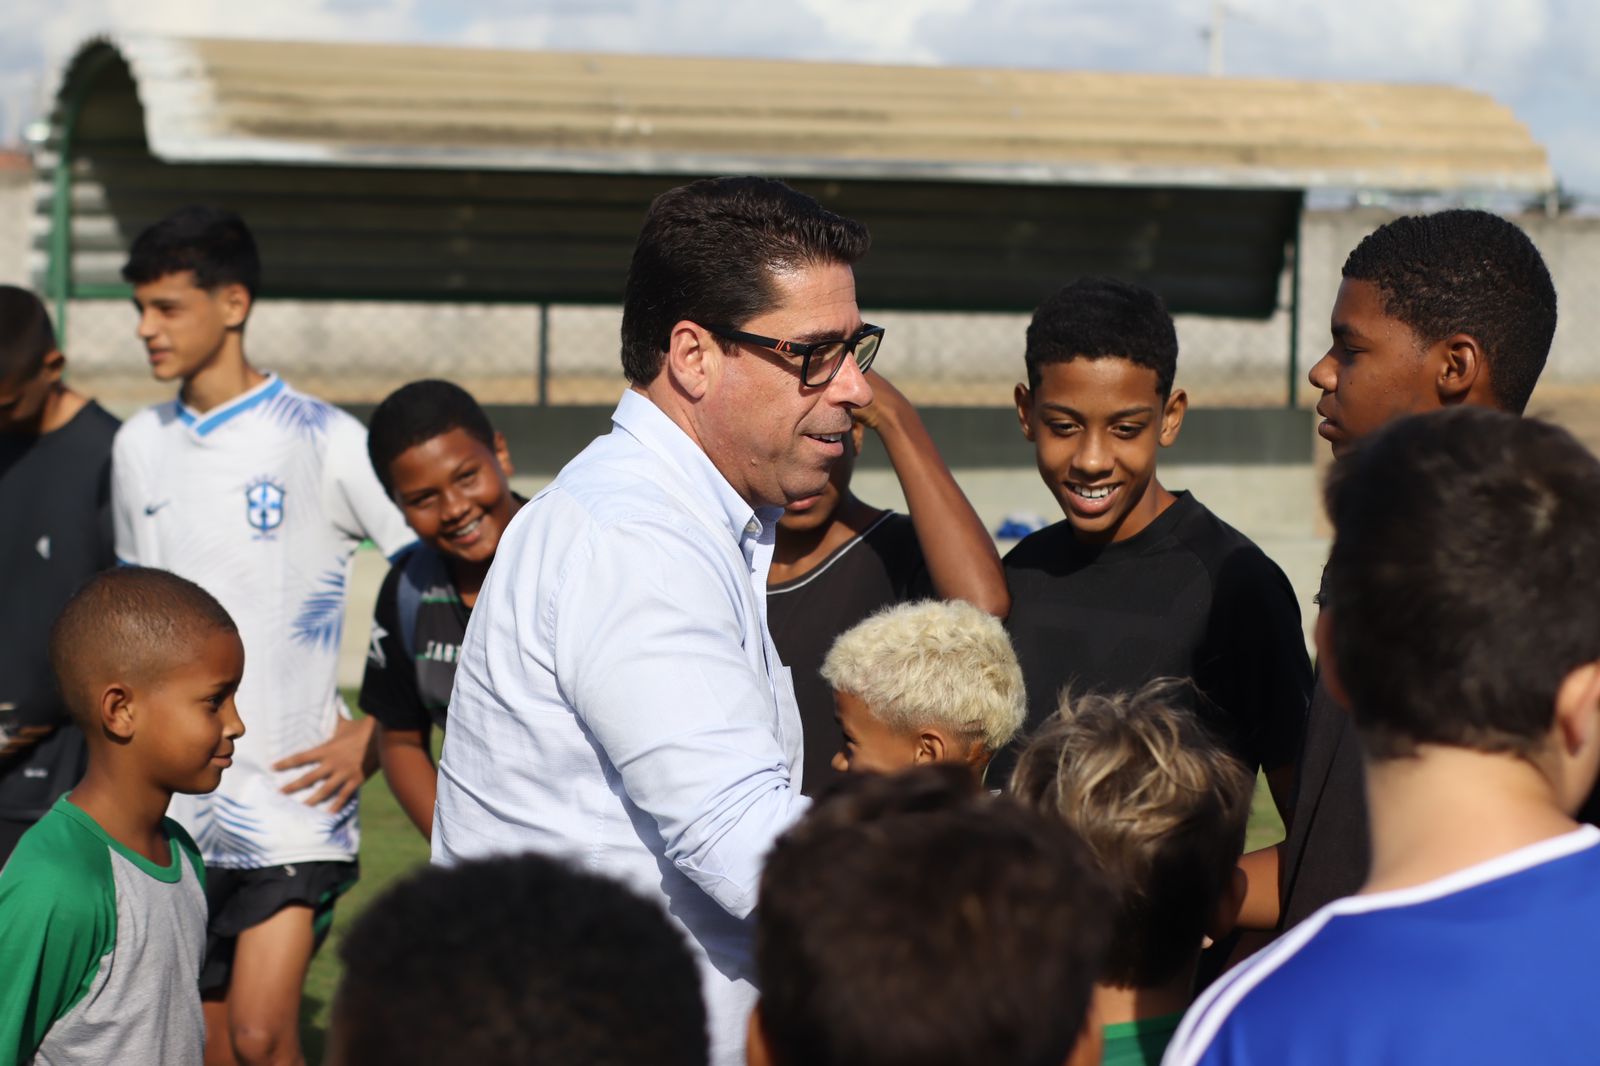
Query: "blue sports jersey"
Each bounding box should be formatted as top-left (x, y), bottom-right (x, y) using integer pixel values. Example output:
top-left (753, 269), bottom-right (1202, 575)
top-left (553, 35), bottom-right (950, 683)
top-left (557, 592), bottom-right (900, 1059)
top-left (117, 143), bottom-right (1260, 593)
top-left (1165, 825), bottom-right (1600, 1066)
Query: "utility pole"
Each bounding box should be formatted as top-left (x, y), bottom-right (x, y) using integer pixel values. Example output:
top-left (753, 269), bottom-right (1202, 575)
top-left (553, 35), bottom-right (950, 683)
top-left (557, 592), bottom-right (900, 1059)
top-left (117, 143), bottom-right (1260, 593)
top-left (1207, 0), bottom-right (1227, 77)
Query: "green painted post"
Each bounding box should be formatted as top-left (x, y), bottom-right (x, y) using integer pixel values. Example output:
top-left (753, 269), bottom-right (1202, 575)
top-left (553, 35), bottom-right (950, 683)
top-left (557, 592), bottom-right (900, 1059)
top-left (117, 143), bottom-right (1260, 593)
top-left (45, 47), bottom-right (118, 346)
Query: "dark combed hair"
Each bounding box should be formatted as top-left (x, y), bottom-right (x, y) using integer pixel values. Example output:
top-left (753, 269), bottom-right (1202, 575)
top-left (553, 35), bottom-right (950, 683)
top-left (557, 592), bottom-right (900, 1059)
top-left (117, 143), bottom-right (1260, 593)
top-left (1323, 407), bottom-right (1600, 760)
top-left (1010, 680), bottom-right (1253, 988)
top-left (1342, 209), bottom-right (1557, 413)
top-left (0, 285), bottom-right (57, 381)
top-left (1025, 277), bottom-right (1179, 396)
top-left (121, 205), bottom-right (262, 297)
top-left (366, 379), bottom-right (497, 495)
top-left (619, 176), bottom-right (871, 385)
top-left (755, 765), bottom-right (1112, 1066)
top-left (49, 567), bottom-right (238, 729)
top-left (333, 853), bottom-right (708, 1066)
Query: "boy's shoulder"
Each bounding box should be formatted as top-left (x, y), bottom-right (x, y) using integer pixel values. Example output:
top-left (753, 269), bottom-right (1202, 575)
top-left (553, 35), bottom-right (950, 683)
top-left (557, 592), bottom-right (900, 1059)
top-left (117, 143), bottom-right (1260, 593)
top-left (1167, 828), bottom-right (1600, 1066)
top-left (0, 800), bottom-right (116, 925)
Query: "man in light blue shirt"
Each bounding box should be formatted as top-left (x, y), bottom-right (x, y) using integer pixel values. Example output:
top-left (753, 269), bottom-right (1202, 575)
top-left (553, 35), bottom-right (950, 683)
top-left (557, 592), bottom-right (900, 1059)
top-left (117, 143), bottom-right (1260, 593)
top-left (433, 176), bottom-right (881, 1065)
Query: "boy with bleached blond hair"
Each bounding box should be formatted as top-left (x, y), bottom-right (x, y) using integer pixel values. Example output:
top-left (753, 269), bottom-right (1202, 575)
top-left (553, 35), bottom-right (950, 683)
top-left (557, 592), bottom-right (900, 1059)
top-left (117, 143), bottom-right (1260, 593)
top-left (1011, 679), bottom-right (1254, 1066)
top-left (821, 598), bottom-right (1025, 782)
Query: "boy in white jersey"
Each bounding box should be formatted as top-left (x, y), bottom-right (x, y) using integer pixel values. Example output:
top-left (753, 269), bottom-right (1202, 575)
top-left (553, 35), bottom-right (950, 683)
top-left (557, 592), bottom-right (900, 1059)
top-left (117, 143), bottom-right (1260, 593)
top-left (0, 567), bottom-right (245, 1066)
top-left (1166, 409), bottom-right (1600, 1066)
top-left (111, 207), bottom-right (414, 1066)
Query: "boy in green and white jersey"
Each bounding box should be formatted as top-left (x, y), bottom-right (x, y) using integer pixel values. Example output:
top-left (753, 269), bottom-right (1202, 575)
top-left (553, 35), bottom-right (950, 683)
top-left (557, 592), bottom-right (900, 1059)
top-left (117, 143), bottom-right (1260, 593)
top-left (0, 567), bottom-right (246, 1065)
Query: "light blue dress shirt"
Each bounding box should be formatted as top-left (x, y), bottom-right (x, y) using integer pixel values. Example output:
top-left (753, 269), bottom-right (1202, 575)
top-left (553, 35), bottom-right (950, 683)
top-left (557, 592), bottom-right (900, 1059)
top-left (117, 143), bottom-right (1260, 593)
top-left (433, 389), bottom-right (809, 1066)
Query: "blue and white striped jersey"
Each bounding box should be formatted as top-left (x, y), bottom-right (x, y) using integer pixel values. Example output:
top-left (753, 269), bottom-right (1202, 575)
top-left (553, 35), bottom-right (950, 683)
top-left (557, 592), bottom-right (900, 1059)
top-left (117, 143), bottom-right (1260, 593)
top-left (1165, 825), bottom-right (1600, 1066)
top-left (112, 374), bottom-right (413, 868)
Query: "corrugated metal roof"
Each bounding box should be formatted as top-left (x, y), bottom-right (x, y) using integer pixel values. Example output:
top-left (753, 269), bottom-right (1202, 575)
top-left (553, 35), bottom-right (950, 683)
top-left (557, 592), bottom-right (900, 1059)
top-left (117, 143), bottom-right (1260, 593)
top-left (83, 34), bottom-right (1550, 193)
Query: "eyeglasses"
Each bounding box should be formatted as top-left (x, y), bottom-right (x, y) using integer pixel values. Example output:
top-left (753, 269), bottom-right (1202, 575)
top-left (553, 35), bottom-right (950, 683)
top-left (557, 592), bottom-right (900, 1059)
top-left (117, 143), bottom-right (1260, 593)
top-left (707, 323), bottom-right (883, 388)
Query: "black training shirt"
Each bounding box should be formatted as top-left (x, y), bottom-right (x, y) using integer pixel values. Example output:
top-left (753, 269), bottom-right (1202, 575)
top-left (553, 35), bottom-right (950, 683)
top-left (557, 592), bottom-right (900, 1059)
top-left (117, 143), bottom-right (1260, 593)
top-left (767, 512), bottom-right (932, 795)
top-left (997, 490), bottom-right (1311, 784)
top-left (359, 544), bottom-right (470, 734)
top-left (0, 401), bottom-right (118, 819)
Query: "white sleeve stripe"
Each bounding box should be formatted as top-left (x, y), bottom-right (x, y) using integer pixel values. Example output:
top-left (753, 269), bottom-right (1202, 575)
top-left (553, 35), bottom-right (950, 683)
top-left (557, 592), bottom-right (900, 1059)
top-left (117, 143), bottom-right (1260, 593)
top-left (1165, 904), bottom-right (1344, 1066)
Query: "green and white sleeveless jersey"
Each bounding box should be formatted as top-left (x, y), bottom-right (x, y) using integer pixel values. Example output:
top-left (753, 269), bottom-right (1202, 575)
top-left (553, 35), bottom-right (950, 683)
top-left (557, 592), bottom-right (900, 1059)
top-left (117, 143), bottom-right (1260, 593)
top-left (0, 796), bottom-right (207, 1065)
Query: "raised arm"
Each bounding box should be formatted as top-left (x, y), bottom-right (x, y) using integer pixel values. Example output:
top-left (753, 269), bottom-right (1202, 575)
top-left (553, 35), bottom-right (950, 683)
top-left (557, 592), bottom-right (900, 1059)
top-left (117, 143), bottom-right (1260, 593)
top-left (858, 371), bottom-right (1008, 617)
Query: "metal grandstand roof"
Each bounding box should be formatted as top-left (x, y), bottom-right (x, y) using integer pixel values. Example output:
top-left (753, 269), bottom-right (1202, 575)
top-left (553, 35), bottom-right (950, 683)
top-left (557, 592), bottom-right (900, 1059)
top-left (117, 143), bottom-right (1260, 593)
top-left (68, 34), bottom-right (1552, 193)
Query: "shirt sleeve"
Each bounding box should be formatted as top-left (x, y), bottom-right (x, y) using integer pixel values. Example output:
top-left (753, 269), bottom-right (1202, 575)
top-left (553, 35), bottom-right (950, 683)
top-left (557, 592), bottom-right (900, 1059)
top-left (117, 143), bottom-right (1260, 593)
top-left (359, 561), bottom-right (431, 732)
top-left (1193, 546), bottom-right (1313, 774)
top-left (322, 413), bottom-right (416, 559)
top-left (552, 513), bottom-right (808, 920)
top-left (109, 422), bottom-right (147, 567)
top-left (0, 841), bottom-right (116, 1062)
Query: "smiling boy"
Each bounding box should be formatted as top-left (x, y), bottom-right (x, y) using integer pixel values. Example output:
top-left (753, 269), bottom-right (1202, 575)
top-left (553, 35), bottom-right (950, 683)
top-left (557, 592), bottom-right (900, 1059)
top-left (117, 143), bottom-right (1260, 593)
top-left (111, 206), bottom-right (414, 1066)
top-left (359, 380), bottom-right (524, 839)
top-left (0, 567), bottom-right (245, 1066)
top-left (997, 278), bottom-right (1311, 806)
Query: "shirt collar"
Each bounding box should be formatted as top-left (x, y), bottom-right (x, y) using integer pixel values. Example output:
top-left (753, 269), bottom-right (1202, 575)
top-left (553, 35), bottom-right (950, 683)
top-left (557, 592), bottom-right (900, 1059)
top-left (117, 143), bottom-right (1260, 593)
top-left (610, 389), bottom-right (782, 546)
top-left (174, 373), bottom-right (284, 439)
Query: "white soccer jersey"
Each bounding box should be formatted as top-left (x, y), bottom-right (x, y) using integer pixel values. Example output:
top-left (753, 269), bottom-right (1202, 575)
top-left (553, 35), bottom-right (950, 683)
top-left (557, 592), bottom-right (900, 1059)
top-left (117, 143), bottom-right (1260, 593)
top-left (112, 374), bottom-right (414, 869)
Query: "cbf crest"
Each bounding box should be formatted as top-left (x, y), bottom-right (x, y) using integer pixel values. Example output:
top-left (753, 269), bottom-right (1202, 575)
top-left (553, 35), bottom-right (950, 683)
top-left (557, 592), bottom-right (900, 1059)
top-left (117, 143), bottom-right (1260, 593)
top-left (245, 477), bottom-right (286, 538)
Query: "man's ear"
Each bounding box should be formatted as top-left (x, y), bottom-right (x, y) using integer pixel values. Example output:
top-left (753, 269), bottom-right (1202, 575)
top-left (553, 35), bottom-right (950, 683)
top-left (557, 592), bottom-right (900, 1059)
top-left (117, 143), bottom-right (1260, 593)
top-left (1014, 383), bottom-right (1036, 442)
top-left (98, 683), bottom-right (136, 742)
top-left (1436, 332), bottom-right (1486, 405)
top-left (746, 1002), bottom-right (775, 1066)
top-left (1315, 608), bottom-right (1353, 711)
top-left (664, 320), bottom-right (719, 401)
top-left (1158, 387), bottom-right (1188, 447)
top-left (491, 430), bottom-right (515, 478)
top-left (913, 729), bottom-right (949, 766)
top-left (217, 282), bottom-right (252, 330)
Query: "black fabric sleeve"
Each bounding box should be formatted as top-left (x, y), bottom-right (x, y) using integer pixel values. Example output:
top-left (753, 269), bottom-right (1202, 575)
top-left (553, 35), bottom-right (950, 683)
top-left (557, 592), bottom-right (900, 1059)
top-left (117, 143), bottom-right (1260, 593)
top-left (1193, 546), bottom-right (1313, 773)
top-left (358, 563), bottom-right (430, 732)
top-left (879, 514), bottom-right (936, 600)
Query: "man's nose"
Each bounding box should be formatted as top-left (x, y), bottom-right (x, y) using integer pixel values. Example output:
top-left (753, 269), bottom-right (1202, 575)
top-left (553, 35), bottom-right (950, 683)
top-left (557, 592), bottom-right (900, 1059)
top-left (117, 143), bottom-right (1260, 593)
top-left (826, 353), bottom-right (874, 408)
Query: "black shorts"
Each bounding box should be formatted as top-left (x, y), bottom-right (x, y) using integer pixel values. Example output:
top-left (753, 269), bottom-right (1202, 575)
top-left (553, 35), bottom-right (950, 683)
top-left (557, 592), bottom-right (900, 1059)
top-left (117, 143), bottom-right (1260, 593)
top-left (199, 860), bottom-right (360, 993)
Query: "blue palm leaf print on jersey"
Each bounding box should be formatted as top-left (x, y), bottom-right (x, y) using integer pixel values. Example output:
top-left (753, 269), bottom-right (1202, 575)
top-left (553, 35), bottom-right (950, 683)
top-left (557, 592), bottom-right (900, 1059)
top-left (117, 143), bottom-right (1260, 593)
top-left (265, 390), bottom-right (331, 440)
top-left (293, 568), bottom-right (347, 650)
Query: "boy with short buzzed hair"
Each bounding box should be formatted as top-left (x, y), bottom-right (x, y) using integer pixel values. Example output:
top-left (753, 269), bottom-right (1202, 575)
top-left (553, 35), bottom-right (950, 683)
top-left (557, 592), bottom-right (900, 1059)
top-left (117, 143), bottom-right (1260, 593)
top-left (112, 206), bottom-right (414, 1065)
top-left (1010, 680), bottom-right (1253, 1065)
top-left (360, 380), bottom-right (524, 839)
top-left (1001, 278), bottom-right (1310, 806)
top-left (820, 598), bottom-right (1025, 782)
top-left (1261, 209), bottom-right (1562, 934)
top-left (0, 567), bottom-right (246, 1066)
top-left (1167, 408), bottom-right (1600, 1066)
top-left (1, 285), bottom-right (118, 863)
top-left (750, 765), bottom-right (1113, 1066)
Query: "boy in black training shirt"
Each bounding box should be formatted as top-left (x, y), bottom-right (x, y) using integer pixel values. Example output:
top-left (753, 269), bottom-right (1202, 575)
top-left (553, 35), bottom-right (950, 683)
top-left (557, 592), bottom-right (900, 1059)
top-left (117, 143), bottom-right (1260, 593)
top-left (767, 371), bottom-right (1007, 795)
top-left (0, 287), bottom-right (119, 863)
top-left (359, 381), bottom-right (523, 839)
top-left (1251, 209), bottom-right (1561, 935)
top-left (999, 278), bottom-right (1310, 811)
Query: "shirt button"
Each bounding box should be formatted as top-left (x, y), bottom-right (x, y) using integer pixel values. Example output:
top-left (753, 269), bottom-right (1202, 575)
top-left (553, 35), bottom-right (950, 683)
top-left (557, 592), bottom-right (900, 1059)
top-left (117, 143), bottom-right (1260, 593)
top-left (744, 519), bottom-right (760, 536)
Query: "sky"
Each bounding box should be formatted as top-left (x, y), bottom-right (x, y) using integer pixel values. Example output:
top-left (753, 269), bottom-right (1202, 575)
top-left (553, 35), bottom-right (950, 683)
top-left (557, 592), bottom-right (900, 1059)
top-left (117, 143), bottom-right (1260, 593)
top-left (1, 0), bottom-right (1595, 199)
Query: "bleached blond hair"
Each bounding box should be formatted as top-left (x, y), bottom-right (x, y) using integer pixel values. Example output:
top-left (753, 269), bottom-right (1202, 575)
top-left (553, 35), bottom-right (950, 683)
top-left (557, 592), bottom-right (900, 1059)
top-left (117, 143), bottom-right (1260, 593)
top-left (819, 599), bottom-right (1026, 752)
top-left (1008, 679), bottom-right (1253, 987)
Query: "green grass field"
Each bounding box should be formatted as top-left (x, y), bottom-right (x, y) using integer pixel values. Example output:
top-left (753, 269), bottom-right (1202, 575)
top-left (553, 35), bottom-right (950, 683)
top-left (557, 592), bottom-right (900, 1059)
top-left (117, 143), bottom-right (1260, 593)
top-left (296, 709), bottom-right (1287, 1059)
